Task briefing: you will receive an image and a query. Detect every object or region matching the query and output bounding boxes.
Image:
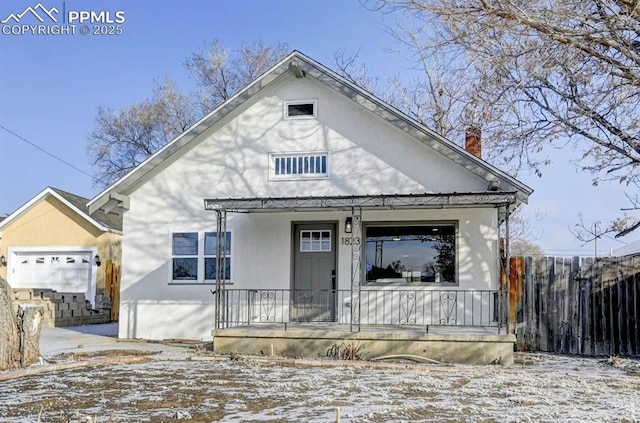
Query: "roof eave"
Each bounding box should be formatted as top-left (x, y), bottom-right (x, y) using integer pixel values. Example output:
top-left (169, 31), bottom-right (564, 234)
top-left (88, 51), bottom-right (302, 214)
top-left (0, 187), bottom-right (111, 233)
top-left (88, 50), bottom-right (533, 213)
top-left (292, 54), bottom-right (534, 200)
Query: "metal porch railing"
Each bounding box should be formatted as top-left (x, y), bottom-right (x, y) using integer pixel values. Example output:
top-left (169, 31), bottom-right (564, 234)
top-left (214, 289), bottom-right (507, 331)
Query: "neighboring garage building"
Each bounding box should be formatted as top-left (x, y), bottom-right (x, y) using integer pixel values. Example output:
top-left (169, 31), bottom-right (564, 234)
top-left (0, 187), bottom-right (121, 308)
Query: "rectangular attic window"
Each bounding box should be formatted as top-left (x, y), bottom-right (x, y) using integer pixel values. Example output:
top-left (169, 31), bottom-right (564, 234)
top-left (284, 100), bottom-right (317, 119)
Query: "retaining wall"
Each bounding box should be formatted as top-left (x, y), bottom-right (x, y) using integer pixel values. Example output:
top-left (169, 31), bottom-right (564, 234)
top-left (12, 288), bottom-right (111, 327)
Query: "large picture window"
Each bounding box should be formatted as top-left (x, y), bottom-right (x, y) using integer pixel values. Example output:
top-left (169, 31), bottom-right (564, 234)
top-left (171, 231), bottom-right (232, 282)
top-left (364, 224), bottom-right (456, 284)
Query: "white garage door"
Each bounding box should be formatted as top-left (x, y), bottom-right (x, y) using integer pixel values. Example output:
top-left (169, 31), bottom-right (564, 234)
top-left (11, 250), bottom-right (94, 303)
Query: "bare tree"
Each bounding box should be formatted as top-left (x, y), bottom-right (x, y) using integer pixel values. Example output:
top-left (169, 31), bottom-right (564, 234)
top-left (510, 239), bottom-right (546, 257)
top-left (365, 0), bottom-right (640, 233)
top-left (87, 78), bottom-right (196, 186)
top-left (153, 78), bottom-right (199, 140)
top-left (334, 34), bottom-right (522, 175)
top-left (88, 41), bottom-right (289, 187)
top-left (508, 209), bottom-right (545, 244)
top-left (335, 36), bottom-right (545, 245)
top-left (570, 212), bottom-right (635, 255)
top-left (185, 40), bottom-right (290, 114)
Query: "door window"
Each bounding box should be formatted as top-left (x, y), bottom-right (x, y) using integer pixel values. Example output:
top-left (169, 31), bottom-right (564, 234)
top-left (300, 230), bottom-right (332, 252)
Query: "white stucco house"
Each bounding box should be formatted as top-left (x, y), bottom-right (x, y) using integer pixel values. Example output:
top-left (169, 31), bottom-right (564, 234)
top-left (88, 51), bottom-right (532, 344)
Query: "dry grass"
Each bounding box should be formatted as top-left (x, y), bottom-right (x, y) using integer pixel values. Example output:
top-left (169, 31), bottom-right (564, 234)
top-left (325, 340), bottom-right (368, 360)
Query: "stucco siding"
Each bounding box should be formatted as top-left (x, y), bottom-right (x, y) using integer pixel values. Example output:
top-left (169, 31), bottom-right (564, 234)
top-left (3, 196), bottom-right (100, 244)
top-left (117, 74), bottom-right (503, 341)
top-left (119, 206), bottom-right (498, 340)
top-left (132, 75), bottom-right (489, 209)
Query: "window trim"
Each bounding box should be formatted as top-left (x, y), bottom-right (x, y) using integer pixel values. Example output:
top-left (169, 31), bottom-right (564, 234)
top-left (362, 221), bottom-right (459, 286)
top-left (283, 99), bottom-right (317, 120)
top-left (268, 151), bottom-right (330, 181)
top-left (170, 230), bottom-right (233, 284)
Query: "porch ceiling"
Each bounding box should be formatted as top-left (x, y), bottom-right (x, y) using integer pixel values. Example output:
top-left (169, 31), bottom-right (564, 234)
top-left (204, 192), bottom-right (517, 213)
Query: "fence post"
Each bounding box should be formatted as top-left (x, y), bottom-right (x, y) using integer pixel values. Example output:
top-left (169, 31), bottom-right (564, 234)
top-left (541, 257), bottom-right (552, 352)
top-left (521, 256), bottom-right (536, 351)
top-left (509, 257), bottom-right (524, 338)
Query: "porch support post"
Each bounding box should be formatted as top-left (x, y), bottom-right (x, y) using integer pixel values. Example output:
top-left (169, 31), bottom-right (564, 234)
top-left (350, 207), bottom-right (362, 332)
top-left (504, 206), bottom-right (511, 334)
top-left (215, 210), bottom-right (227, 330)
top-left (497, 207), bottom-right (502, 334)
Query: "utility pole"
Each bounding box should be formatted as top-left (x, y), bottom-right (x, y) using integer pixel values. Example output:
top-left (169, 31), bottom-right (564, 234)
top-left (593, 222), bottom-right (601, 258)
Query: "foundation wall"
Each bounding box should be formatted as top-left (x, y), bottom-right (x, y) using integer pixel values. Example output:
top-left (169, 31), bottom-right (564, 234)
top-left (213, 328), bottom-right (515, 365)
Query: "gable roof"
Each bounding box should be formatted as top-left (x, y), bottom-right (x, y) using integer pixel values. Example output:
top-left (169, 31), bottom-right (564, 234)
top-left (0, 187), bottom-right (122, 233)
top-left (88, 50), bottom-right (533, 214)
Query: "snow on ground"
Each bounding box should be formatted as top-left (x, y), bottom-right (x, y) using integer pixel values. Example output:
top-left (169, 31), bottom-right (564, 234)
top-left (2, 354), bottom-right (639, 422)
top-left (1, 324), bottom-right (639, 422)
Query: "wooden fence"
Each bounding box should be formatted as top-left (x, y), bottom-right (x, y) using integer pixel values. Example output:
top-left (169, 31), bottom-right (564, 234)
top-left (510, 256), bottom-right (640, 357)
top-left (105, 260), bottom-right (121, 322)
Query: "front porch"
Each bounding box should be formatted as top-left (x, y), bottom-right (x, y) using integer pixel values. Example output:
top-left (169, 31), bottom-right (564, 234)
top-left (204, 193), bottom-right (519, 364)
top-left (211, 288), bottom-right (515, 364)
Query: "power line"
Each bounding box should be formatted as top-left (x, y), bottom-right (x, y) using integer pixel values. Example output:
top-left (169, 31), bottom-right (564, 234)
top-left (0, 124), bottom-right (93, 179)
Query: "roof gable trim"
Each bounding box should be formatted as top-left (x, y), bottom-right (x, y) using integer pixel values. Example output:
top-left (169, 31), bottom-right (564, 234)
top-left (88, 50), bottom-right (533, 212)
top-left (0, 187), bottom-right (112, 233)
top-left (87, 52), bottom-right (297, 213)
top-left (292, 55), bottom-right (533, 201)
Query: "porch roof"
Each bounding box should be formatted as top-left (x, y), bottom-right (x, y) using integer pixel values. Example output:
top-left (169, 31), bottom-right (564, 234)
top-left (204, 191), bottom-right (517, 213)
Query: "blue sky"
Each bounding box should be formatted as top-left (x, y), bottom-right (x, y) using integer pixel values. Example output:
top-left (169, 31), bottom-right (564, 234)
top-left (0, 0), bottom-right (634, 256)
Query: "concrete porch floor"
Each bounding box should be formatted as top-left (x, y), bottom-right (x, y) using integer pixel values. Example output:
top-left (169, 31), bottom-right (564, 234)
top-left (212, 324), bottom-right (515, 365)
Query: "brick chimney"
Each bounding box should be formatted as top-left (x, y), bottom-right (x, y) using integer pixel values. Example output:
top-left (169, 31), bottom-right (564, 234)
top-left (465, 127), bottom-right (482, 158)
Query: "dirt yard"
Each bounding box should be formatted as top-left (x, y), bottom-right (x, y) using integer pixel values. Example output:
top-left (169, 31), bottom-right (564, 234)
top-left (1, 351), bottom-right (639, 422)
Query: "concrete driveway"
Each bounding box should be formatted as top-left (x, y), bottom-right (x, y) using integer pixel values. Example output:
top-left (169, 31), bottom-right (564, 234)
top-left (39, 323), bottom-right (198, 360)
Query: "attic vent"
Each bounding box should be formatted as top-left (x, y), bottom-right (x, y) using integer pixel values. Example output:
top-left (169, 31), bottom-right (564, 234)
top-left (270, 151), bottom-right (329, 180)
top-left (284, 100), bottom-right (317, 119)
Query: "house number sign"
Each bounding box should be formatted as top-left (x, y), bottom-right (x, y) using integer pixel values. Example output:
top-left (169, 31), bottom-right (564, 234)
top-left (341, 237), bottom-right (361, 246)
